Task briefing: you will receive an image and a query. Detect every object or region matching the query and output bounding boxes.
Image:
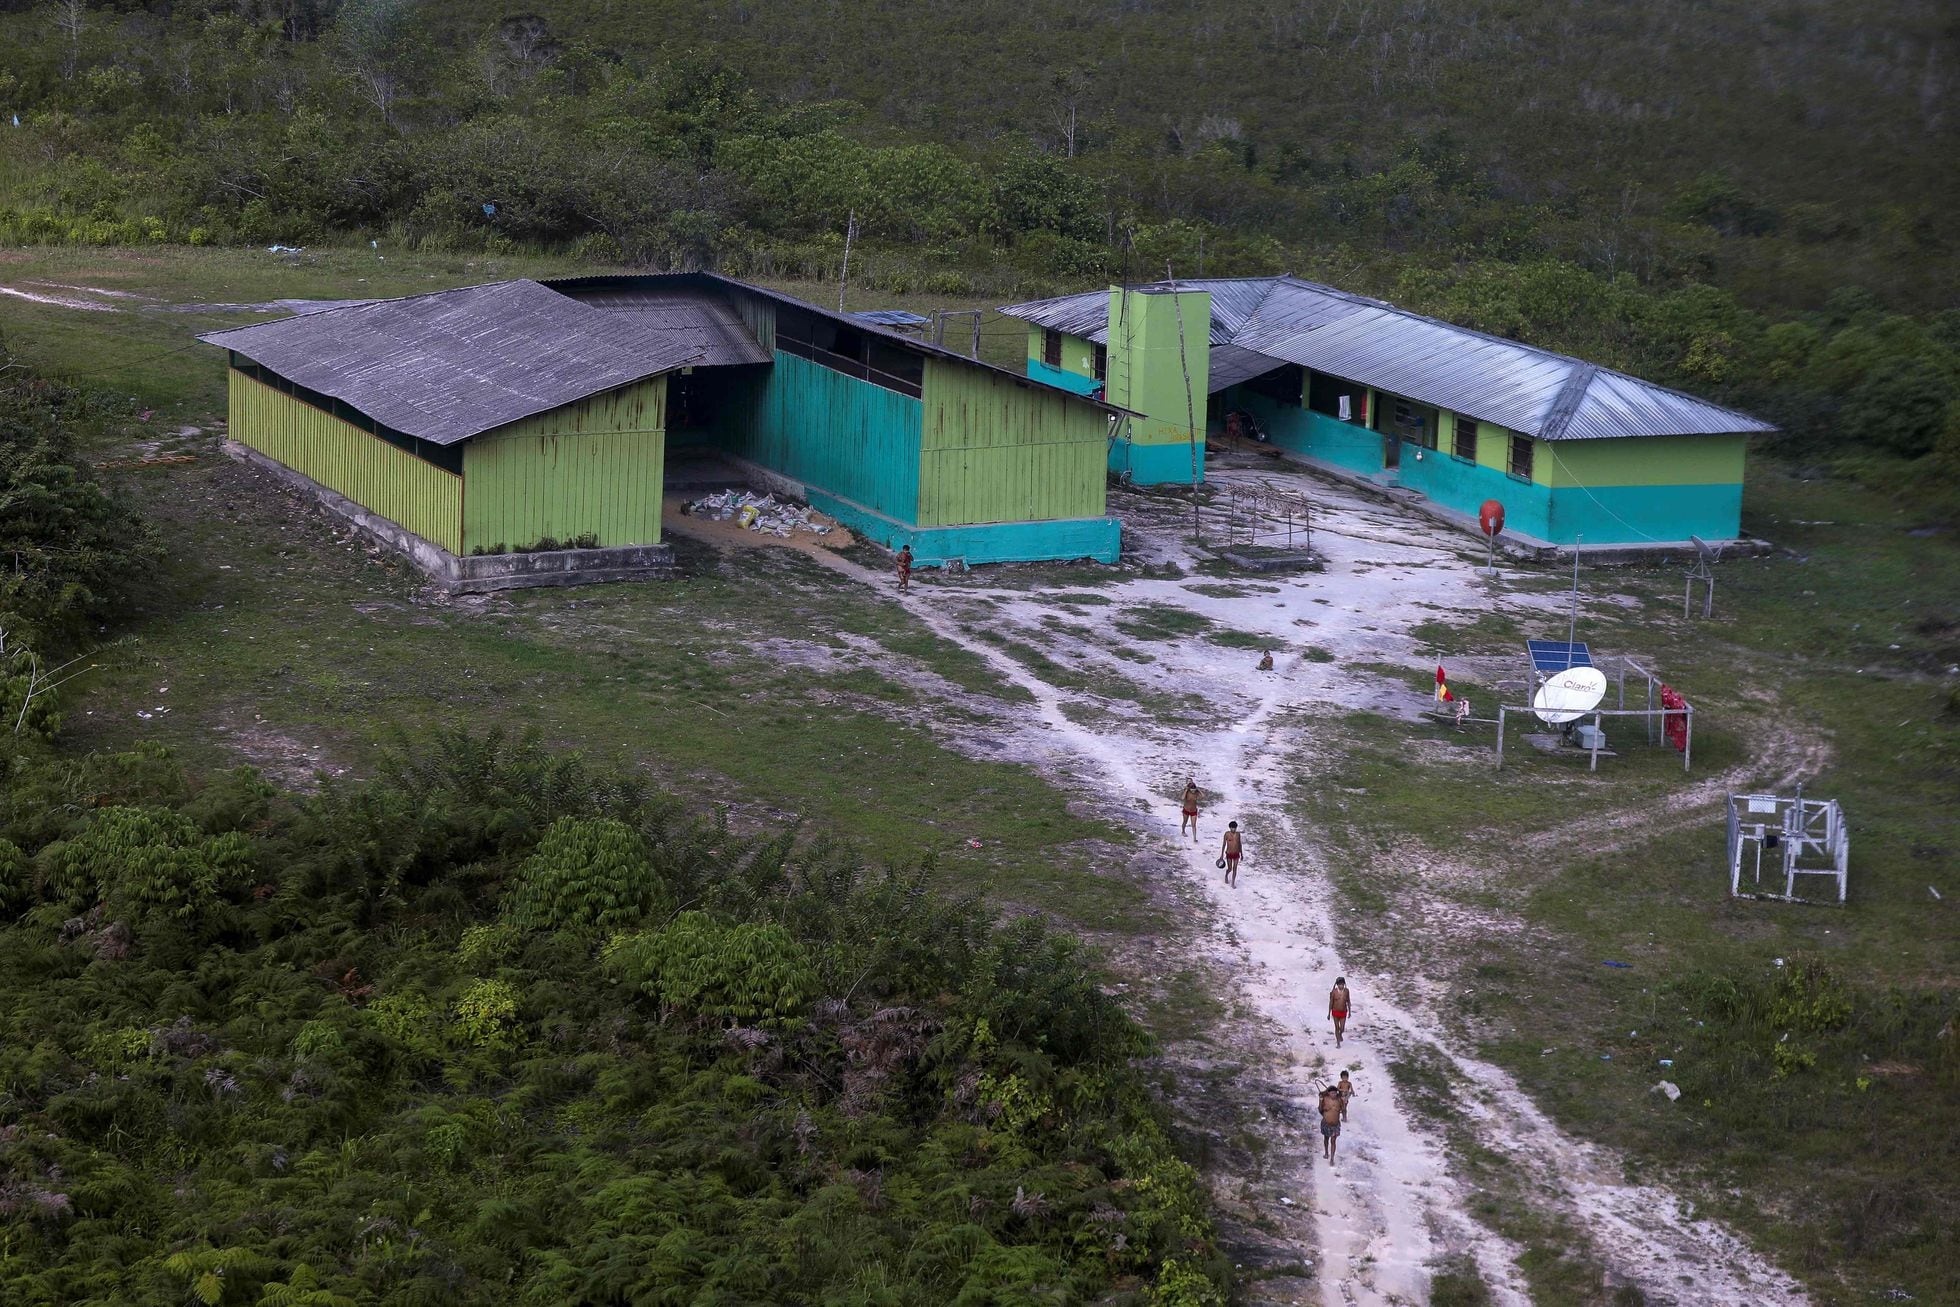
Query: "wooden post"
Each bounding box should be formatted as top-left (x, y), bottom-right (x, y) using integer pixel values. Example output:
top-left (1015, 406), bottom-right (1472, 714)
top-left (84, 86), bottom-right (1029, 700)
top-left (838, 209), bottom-right (857, 313)
top-left (1589, 711), bottom-right (1603, 771)
top-left (1496, 707), bottom-right (1506, 769)
top-left (1683, 704), bottom-right (1693, 773)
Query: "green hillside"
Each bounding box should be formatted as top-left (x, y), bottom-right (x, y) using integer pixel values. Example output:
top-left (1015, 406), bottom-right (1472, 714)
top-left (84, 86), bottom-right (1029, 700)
top-left (1, 0), bottom-right (1956, 492)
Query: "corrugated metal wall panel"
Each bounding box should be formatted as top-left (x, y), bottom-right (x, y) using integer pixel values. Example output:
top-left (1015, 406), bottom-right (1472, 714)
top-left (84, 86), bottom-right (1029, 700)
top-left (917, 358), bottom-right (1108, 526)
top-left (463, 378), bottom-right (666, 550)
top-left (720, 352), bottom-right (922, 524)
top-left (730, 292), bottom-right (776, 351)
top-left (229, 370), bottom-right (462, 553)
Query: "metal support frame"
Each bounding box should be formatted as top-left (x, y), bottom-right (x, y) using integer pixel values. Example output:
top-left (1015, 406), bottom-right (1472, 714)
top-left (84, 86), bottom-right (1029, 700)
top-left (930, 309), bottom-right (983, 359)
top-left (1495, 702), bottom-right (1692, 772)
top-left (1726, 787), bottom-right (1849, 904)
top-left (1685, 534), bottom-right (1722, 619)
top-left (1205, 478), bottom-right (1315, 553)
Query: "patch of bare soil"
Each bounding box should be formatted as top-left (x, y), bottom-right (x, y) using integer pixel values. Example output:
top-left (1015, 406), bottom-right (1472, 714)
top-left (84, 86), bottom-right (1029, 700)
top-left (211, 717), bottom-right (347, 791)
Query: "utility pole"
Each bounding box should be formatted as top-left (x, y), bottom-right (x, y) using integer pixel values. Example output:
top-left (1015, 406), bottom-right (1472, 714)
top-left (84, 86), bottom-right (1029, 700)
top-left (1567, 534), bottom-right (1582, 651)
top-left (837, 209), bottom-right (858, 313)
top-left (1167, 262), bottom-right (1201, 542)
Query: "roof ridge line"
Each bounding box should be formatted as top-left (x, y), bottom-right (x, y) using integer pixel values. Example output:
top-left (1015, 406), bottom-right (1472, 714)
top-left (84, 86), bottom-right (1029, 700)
top-left (197, 277), bottom-right (550, 343)
top-left (1537, 362), bottom-right (1599, 441)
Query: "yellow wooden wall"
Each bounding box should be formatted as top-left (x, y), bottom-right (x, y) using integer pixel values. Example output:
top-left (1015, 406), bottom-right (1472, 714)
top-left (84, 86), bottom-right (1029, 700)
top-left (461, 378), bottom-right (667, 551)
top-left (916, 358), bottom-right (1108, 526)
top-left (228, 370), bottom-right (462, 553)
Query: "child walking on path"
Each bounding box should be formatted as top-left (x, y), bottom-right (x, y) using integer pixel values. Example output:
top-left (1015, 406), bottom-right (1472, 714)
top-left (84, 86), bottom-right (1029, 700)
top-left (1180, 780), bottom-right (1201, 839)
top-left (1218, 821), bottom-right (1243, 887)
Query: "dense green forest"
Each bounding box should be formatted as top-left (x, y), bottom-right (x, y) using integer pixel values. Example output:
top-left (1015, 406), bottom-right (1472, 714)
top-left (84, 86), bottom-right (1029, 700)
top-left (0, 365), bottom-right (1227, 1304)
top-left (2, 0), bottom-right (1958, 507)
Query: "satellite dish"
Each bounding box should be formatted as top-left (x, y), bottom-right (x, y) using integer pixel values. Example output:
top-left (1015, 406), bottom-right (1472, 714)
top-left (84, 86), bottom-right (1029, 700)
top-left (1533, 666), bottom-right (1607, 724)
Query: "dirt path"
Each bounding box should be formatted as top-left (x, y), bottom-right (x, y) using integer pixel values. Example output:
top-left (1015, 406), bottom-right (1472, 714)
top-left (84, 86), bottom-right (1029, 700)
top-left (786, 463), bottom-right (1808, 1305)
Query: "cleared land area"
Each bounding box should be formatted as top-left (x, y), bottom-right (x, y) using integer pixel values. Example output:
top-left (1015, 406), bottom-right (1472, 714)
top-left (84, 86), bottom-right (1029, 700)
top-left (13, 248), bottom-right (1958, 1304)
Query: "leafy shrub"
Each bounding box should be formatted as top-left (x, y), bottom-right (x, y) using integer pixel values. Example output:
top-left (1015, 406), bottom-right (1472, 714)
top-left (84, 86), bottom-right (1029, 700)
top-left (502, 816), bottom-right (668, 932)
top-left (0, 371), bottom-right (162, 650)
top-left (0, 733), bottom-right (1228, 1303)
top-left (452, 977), bottom-right (522, 1049)
top-left (0, 837), bottom-right (28, 916)
top-left (606, 911), bottom-right (817, 1026)
top-left (45, 805), bottom-right (252, 928)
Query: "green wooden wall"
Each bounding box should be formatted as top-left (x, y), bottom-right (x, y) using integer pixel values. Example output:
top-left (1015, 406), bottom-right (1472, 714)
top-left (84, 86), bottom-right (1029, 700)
top-left (719, 351), bottom-right (923, 524)
top-left (462, 378), bottom-right (667, 551)
top-left (1105, 286), bottom-right (1210, 448)
top-left (917, 358), bottom-right (1108, 525)
top-left (1542, 433), bottom-right (1747, 487)
top-left (228, 370), bottom-right (463, 553)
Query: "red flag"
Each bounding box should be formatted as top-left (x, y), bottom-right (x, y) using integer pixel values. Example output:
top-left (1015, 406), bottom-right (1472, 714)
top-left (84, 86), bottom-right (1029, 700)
top-left (1435, 665), bottom-right (1455, 702)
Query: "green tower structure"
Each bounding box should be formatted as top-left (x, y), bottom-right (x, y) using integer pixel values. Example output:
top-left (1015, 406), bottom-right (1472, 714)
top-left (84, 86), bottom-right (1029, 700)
top-left (1103, 284), bottom-right (1210, 486)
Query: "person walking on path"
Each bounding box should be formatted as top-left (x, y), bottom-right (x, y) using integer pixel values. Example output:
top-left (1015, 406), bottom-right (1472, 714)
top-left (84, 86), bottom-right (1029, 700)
top-left (895, 544), bottom-right (914, 593)
top-left (1218, 821), bottom-right (1243, 887)
top-left (1337, 1070), bottom-right (1354, 1122)
top-left (1329, 977), bottom-right (1353, 1047)
top-left (1180, 780), bottom-right (1202, 840)
top-left (1318, 1086), bottom-right (1343, 1163)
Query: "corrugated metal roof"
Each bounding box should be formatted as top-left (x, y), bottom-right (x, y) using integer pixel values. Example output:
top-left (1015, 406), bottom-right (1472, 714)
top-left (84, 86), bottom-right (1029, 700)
top-left (579, 272), bottom-right (1135, 417)
top-left (547, 281), bottom-right (773, 367)
top-left (997, 288), bottom-right (1114, 342)
top-left (1206, 343), bottom-right (1285, 393)
top-left (1003, 276), bottom-right (1773, 440)
top-left (199, 280), bottom-right (699, 446)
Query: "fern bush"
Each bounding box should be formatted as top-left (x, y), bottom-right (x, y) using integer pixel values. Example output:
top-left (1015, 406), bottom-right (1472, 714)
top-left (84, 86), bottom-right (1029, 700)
top-left (605, 912), bottom-right (817, 1027)
top-left (0, 836), bottom-right (28, 916)
top-left (0, 732), bottom-right (1233, 1304)
top-left (44, 805), bottom-right (252, 929)
top-left (502, 816), bottom-right (669, 932)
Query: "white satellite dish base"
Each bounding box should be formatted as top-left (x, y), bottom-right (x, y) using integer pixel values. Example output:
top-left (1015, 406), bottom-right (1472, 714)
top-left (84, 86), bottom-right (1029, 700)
top-left (1533, 666), bottom-right (1608, 724)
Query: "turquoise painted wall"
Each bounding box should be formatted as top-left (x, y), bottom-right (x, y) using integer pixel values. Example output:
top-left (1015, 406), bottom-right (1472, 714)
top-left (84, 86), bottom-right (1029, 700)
top-left (1224, 367), bottom-right (1746, 544)
top-left (1546, 482), bottom-right (1743, 544)
top-left (1397, 448), bottom-right (1553, 540)
top-left (720, 351), bottom-right (923, 524)
top-left (806, 488), bottom-right (1119, 565)
top-left (1110, 436), bottom-right (1204, 484)
top-left (1235, 393), bottom-right (1384, 475)
top-left (1028, 359), bottom-right (1103, 396)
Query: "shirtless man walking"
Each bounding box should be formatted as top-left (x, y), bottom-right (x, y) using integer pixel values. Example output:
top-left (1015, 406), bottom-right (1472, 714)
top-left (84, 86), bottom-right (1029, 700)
top-left (1218, 821), bottom-right (1243, 888)
top-left (1329, 976), bottom-right (1353, 1048)
top-left (1319, 1086), bottom-right (1343, 1163)
top-left (1179, 780), bottom-right (1201, 840)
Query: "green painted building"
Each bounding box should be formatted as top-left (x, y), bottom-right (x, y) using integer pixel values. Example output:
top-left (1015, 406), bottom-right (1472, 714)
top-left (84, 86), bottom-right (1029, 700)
top-left (1020, 285), bottom-right (1212, 485)
top-left (204, 275), bottom-right (1122, 577)
top-left (1003, 277), bottom-right (1772, 545)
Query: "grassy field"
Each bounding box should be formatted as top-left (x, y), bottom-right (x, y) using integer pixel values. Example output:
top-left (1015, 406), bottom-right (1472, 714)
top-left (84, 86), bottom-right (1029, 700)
top-left (1294, 466), bottom-right (1959, 1303)
top-left (63, 435), bottom-right (1184, 939)
top-left (0, 243), bottom-right (1035, 414)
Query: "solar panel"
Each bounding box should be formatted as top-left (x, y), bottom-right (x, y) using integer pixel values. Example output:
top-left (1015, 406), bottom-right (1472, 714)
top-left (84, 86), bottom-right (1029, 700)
top-left (1527, 640), bottom-right (1594, 673)
top-left (850, 309), bottom-right (931, 327)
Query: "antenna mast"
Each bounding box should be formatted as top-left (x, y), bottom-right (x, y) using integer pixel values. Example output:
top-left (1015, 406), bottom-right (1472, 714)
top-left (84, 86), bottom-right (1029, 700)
top-left (1567, 535), bottom-right (1582, 652)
